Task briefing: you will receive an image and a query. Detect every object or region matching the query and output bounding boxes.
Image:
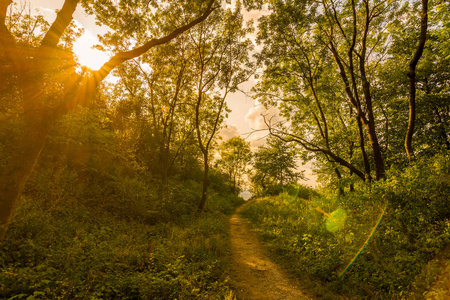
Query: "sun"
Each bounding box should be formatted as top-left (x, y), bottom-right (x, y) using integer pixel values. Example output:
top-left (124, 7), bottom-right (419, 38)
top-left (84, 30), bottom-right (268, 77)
top-left (73, 31), bottom-right (110, 70)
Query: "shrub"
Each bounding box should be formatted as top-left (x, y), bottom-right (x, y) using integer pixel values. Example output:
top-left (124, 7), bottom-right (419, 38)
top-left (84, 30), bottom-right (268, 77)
top-left (240, 154), bottom-right (450, 299)
top-left (0, 194), bottom-right (238, 299)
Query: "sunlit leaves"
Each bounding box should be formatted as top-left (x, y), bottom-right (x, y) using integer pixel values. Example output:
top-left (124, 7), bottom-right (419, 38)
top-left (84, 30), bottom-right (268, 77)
top-left (82, 0), bottom-right (216, 54)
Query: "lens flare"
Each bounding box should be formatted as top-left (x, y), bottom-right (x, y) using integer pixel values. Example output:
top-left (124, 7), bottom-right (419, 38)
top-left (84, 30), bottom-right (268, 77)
top-left (338, 202), bottom-right (389, 277)
top-left (326, 209), bottom-right (347, 233)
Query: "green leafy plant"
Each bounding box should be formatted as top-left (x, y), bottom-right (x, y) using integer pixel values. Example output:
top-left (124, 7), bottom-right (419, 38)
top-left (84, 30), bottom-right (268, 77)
top-left (241, 154), bottom-right (450, 299)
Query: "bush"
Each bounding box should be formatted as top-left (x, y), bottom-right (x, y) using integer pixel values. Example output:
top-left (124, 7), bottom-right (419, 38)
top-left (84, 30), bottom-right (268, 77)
top-left (0, 194), bottom-right (238, 299)
top-left (283, 183), bottom-right (318, 200)
top-left (240, 154), bottom-right (450, 299)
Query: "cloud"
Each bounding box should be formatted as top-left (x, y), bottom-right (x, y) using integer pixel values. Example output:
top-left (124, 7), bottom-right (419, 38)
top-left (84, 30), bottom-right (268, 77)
top-left (36, 7), bottom-right (56, 22)
top-left (244, 104), bottom-right (283, 151)
top-left (296, 160), bottom-right (318, 187)
top-left (37, 7), bottom-right (55, 13)
top-left (218, 124), bottom-right (239, 141)
top-left (245, 104), bottom-right (281, 130)
top-left (249, 136), bottom-right (267, 149)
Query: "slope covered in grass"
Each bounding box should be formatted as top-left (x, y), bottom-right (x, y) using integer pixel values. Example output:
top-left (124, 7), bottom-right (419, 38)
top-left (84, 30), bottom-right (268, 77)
top-left (240, 154), bottom-right (450, 299)
top-left (0, 179), bottom-right (244, 299)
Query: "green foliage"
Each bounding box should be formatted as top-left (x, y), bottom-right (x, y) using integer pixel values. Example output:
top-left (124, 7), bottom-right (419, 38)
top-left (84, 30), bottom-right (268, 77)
top-left (241, 154), bottom-right (450, 299)
top-left (0, 186), bottom-right (240, 300)
top-left (251, 136), bottom-right (303, 196)
top-left (207, 169), bottom-right (246, 214)
top-left (283, 183), bottom-right (318, 200)
top-left (216, 136), bottom-right (252, 193)
top-left (252, 0), bottom-right (449, 184)
top-left (0, 97), bottom-right (243, 299)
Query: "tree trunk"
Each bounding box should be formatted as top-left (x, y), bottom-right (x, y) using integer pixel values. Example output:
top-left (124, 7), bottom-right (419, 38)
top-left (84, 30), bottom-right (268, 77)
top-left (434, 108), bottom-right (450, 150)
top-left (197, 152), bottom-right (209, 212)
top-left (359, 24), bottom-right (385, 180)
top-left (357, 115), bottom-right (372, 182)
top-left (335, 167), bottom-right (345, 196)
top-left (348, 141), bottom-right (355, 192)
top-left (329, 38), bottom-right (383, 180)
top-left (405, 0), bottom-right (428, 162)
top-left (364, 121), bottom-right (385, 180)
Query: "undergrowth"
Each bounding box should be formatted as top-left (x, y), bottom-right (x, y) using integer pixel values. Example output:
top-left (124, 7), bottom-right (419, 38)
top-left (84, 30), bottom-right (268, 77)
top-left (0, 180), bottom-right (243, 299)
top-left (240, 154), bottom-right (450, 299)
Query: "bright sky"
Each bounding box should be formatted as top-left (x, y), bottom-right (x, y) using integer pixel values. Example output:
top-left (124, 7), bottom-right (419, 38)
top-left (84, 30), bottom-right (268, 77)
top-left (33, 0), bottom-right (110, 69)
top-left (29, 0), bottom-right (317, 187)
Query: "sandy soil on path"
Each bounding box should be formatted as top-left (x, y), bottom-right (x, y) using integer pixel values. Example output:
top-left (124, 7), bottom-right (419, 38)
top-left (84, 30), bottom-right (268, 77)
top-left (229, 206), bottom-right (312, 300)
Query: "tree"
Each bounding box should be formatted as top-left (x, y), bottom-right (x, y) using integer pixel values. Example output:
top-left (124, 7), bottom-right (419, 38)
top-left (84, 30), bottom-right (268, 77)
top-left (319, 0), bottom-right (394, 180)
top-left (192, 2), bottom-right (254, 211)
top-left (405, 0), bottom-right (429, 161)
top-left (253, 0), bottom-right (373, 182)
top-left (0, 0), bottom-right (216, 240)
top-left (111, 35), bottom-right (198, 190)
top-left (216, 136), bottom-right (252, 192)
top-left (251, 136), bottom-right (303, 195)
top-left (374, 0), bottom-right (447, 163)
top-left (253, 0), bottom-right (436, 185)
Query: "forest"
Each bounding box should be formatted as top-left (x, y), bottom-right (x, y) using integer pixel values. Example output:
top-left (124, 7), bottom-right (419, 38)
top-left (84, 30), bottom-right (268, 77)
top-left (0, 0), bottom-right (449, 299)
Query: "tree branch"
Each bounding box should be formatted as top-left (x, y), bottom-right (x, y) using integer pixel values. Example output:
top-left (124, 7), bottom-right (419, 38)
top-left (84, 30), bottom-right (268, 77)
top-left (94, 0), bottom-right (216, 83)
top-left (39, 0), bottom-right (79, 51)
top-left (0, 0), bottom-right (12, 21)
top-left (268, 124), bottom-right (366, 181)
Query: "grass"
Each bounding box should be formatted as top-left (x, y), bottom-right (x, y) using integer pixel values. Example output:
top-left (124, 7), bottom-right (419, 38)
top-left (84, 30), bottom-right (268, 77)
top-left (0, 187), bottom-right (243, 299)
top-left (240, 154), bottom-right (450, 299)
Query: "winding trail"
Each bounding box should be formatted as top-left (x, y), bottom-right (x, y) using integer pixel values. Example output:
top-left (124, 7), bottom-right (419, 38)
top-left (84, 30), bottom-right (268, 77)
top-left (229, 205), bottom-right (312, 300)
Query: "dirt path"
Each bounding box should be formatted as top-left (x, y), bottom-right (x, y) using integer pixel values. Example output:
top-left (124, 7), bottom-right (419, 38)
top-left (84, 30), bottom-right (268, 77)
top-left (229, 206), bottom-right (312, 300)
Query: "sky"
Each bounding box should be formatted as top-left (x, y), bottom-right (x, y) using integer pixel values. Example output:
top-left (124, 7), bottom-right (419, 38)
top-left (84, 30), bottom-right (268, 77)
top-left (26, 0), bottom-right (318, 187)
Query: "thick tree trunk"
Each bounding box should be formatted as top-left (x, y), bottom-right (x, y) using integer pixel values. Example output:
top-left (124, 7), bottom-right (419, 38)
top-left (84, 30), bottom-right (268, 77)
top-left (365, 121), bottom-right (385, 180)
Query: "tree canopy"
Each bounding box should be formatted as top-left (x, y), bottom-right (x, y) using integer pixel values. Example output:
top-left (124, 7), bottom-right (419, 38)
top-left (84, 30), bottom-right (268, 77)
top-left (252, 0), bottom-right (448, 189)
